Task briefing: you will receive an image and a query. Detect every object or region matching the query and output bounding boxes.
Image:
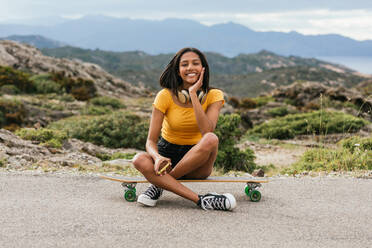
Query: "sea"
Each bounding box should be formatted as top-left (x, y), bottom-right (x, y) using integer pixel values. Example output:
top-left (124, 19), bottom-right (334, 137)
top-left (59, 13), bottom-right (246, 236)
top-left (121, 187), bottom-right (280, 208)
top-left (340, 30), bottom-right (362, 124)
top-left (316, 56), bottom-right (372, 75)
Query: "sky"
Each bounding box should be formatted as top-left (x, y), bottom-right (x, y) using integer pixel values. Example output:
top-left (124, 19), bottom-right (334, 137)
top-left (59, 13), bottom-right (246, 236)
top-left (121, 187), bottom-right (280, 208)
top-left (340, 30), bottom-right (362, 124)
top-left (1, 0), bottom-right (372, 41)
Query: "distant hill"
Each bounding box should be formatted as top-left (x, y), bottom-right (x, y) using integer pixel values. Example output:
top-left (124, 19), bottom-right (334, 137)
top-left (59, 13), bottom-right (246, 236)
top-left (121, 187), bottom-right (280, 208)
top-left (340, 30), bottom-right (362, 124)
top-left (42, 46), bottom-right (369, 97)
top-left (1, 16), bottom-right (372, 57)
top-left (0, 40), bottom-right (147, 98)
top-left (0, 35), bottom-right (67, 49)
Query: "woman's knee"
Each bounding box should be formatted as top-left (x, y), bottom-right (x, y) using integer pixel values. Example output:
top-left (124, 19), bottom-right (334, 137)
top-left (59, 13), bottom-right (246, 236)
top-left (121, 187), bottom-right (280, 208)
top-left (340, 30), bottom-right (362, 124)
top-left (132, 153), bottom-right (153, 172)
top-left (201, 132), bottom-right (219, 150)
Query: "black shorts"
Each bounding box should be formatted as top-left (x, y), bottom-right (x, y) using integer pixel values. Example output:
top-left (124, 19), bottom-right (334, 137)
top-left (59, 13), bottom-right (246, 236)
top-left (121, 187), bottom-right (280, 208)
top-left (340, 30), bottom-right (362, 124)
top-left (157, 137), bottom-right (195, 168)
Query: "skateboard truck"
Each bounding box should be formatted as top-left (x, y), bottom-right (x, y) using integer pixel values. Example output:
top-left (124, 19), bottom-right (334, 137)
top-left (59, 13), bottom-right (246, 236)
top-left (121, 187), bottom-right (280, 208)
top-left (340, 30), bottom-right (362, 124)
top-left (245, 182), bottom-right (262, 202)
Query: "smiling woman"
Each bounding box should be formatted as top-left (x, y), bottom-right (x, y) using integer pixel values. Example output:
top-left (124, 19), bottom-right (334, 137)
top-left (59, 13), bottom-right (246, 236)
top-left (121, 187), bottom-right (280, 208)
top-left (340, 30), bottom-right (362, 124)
top-left (131, 47), bottom-right (236, 211)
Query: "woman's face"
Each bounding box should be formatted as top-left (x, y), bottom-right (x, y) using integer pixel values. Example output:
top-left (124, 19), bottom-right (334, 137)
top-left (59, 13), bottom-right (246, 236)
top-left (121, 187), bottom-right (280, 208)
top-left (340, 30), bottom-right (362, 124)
top-left (178, 52), bottom-right (203, 87)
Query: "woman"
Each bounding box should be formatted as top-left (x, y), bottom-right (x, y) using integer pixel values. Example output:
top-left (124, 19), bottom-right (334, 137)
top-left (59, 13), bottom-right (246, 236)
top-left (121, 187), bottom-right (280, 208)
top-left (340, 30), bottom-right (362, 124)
top-left (132, 47), bottom-right (236, 211)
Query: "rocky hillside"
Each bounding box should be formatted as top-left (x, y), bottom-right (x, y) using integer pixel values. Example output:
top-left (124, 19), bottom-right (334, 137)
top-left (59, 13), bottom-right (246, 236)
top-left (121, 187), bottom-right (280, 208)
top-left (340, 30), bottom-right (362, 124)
top-left (42, 46), bottom-right (371, 97)
top-left (233, 81), bottom-right (372, 130)
top-left (0, 40), bottom-right (149, 98)
top-left (0, 40), bottom-right (370, 175)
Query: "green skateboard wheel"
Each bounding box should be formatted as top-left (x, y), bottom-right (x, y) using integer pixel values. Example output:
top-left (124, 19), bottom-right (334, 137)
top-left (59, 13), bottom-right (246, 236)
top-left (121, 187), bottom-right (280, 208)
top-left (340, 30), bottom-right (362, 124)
top-left (245, 185), bottom-right (251, 196)
top-left (124, 189), bottom-right (136, 202)
top-left (250, 190), bottom-right (261, 202)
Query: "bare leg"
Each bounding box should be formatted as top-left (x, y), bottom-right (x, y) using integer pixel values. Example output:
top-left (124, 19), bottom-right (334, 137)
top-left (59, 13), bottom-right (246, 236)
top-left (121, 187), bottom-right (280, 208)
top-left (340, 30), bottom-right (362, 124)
top-left (169, 132), bottom-right (219, 179)
top-left (133, 132), bottom-right (219, 204)
top-left (132, 153), bottom-right (199, 203)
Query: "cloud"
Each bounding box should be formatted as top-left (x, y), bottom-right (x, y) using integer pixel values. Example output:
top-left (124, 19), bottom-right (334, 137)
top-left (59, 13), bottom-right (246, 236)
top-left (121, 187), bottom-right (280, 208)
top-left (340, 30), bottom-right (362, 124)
top-left (1, 1), bottom-right (371, 40)
top-left (192, 9), bottom-right (372, 41)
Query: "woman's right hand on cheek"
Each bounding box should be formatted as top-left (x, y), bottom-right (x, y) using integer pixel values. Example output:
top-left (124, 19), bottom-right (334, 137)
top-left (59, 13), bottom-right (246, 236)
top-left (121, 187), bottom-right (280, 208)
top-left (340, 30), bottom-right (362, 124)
top-left (154, 156), bottom-right (171, 176)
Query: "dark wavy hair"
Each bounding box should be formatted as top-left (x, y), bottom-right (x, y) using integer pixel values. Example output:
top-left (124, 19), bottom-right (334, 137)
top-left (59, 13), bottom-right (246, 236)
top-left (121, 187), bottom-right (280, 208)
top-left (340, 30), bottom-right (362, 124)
top-left (159, 47), bottom-right (210, 97)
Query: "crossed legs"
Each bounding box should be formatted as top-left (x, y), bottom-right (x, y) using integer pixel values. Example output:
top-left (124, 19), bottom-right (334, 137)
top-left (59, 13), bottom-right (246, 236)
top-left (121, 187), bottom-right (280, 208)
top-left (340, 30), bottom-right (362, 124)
top-left (132, 132), bottom-right (218, 203)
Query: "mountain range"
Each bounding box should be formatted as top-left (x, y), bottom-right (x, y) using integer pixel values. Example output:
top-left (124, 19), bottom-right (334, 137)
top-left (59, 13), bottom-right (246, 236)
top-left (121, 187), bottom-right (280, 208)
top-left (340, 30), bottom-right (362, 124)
top-left (1, 15), bottom-right (372, 57)
top-left (41, 45), bottom-right (369, 97)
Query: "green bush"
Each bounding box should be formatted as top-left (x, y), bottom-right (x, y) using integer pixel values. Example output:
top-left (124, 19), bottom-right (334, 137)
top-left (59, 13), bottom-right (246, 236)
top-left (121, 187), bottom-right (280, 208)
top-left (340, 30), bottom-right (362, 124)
top-left (339, 136), bottom-right (372, 153)
top-left (252, 96), bottom-right (274, 107)
top-left (16, 128), bottom-right (68, 148)
top-left (48, 111), bottom-right (148, 149)
top-left (0, 66), bottom-right (34, 93)
top-left (97, 152), bottom-right (137, 161)
top-left (0, 111), bottom-right (4, 126)
top-left (240, 98), bottom-right (257, 109)
top-left (81, 105), bottom-right (113, 115)
top-left (228, 96), bottom-right (240, 108)
top-left (59, 94), bottom-right (76, 102)
top-left (248, 111), bottom-right (369, 139)
top-left (89, 96), bottom-right (125, 109)
top-left (0, 85), bottom-right (20, 94)
top-left (261, 127), bottom-right (294, 139)
top-left (0, 157), bottom-right (7, 167)
top-left (215, 114), bottom-right (256, 172)
top-left (0, 98), bottom-right (26, 129)
top-left (29, 74), bottom-right (63, 94)
top-left (267, 106), bottom-right (289, 117)
top-left (51, 71), bottom-right (97, 101)
top-left (282, 145), bottom-right (372, 174)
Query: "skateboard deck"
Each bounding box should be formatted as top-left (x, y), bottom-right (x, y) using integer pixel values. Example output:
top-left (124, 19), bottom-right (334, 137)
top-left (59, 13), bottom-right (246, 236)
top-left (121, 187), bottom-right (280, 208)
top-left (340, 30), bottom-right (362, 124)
top-left (100, 175), bottom-right (268, 202)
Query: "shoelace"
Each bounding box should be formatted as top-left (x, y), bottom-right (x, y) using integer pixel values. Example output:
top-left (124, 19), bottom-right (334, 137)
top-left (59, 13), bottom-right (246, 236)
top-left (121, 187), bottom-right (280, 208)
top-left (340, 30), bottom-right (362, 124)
top-left (200, 195), bottom-right (226, 210)
top-left (144, 185), bottom-right (162, 199)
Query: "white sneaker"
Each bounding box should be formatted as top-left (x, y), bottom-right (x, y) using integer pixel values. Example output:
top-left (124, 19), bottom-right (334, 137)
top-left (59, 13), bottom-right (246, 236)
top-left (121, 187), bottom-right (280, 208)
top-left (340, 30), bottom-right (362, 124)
top-left (137, 184), bottom-right (163, 207)
top-left (198, 193), bottom-right (237, 211)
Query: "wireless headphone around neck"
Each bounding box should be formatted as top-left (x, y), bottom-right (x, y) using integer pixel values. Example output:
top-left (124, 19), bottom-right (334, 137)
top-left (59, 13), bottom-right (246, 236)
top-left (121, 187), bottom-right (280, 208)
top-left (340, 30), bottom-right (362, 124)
top-left (177, 89), bottom-right (206, 104)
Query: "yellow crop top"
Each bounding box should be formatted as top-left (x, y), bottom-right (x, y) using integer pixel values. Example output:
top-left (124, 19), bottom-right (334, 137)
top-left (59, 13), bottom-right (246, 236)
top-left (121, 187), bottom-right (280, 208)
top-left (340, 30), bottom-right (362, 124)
top-left (153, 88), bottom-right (225, 145)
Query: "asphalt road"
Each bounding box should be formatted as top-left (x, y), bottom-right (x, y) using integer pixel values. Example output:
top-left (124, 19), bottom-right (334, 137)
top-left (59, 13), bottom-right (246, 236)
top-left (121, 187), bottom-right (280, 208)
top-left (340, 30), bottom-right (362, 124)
top-left (0, 171), bottom-right (371, 248)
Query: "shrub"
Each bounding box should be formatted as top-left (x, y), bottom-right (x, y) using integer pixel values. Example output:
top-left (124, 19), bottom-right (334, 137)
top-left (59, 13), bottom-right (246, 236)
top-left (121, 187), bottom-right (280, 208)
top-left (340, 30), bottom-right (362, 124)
top-left (282, 145), bottom-right (372, 174)
top-left (261, 127), bottom-right (294, 139)
top-left (51, 71), bottom-right (97, 101)
top-left (0, 157), bottom-right (7, 167)
top-left (267, 106), bottom-right (289, 117)
top-left (0, 111), bottom-right (4, 126)
top-left (16, 128), bottom-right (68, 148)
top-left (59, 94), bottom-right (76, 102)
top-left (284, 98), bottom-right (296, 106)
top-left (0, 66), bottom-right (34, 93)
top-left (240, 98), bottom-right (257, 109)
top-left (89, 96), bottom-right (125, 109)
top-left (248, 111), bottom-right (369, 139)
top-left (228, 96), bottom-right (240, 108)
top-left (0, 98), bottom-right (26, 129)
top-left (303, 102), bottom-right (320, 111)
top-left (29, 74), bottom-right (63, 94)
top-left (81, 105), bottom-right (113, 115)
top-left (339, 136), bottom-right (372, 153)
top-left (48, 111), bottom-right (149, 149)
top-left (252, 96), bottom-right (274, 107)
top-left (0, 85), bottom-right (20, 94)
top-left (97, 152), bottom-right (136, 161)
top-left (214, 114), bottom-right (256, 172)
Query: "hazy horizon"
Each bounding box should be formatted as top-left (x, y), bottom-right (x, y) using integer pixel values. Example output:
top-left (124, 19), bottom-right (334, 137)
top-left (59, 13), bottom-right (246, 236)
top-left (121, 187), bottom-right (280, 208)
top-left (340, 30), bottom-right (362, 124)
top-left (1, 0), bottom-right (371, 41)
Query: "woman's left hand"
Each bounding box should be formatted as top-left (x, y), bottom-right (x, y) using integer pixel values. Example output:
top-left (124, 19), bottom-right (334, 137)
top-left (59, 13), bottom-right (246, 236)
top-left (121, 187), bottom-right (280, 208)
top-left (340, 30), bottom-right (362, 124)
top-left (188, 67), bottom-right (205, 96)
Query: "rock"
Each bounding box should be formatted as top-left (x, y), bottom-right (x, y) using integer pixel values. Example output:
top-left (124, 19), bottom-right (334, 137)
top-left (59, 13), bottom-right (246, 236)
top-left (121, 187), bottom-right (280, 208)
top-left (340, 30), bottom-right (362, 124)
top-left (270, 81), bottom-right (371, 121)
top-left (272, 82), bottom-right (328, 107)
top-left (252, 169), bottom-right (265, 177)
top-left (0, 40), bottom-right (149, 98)
top-left (103, 159), bottom-right (132, 166)
top-left (0, 128), bottom-right (141, 171)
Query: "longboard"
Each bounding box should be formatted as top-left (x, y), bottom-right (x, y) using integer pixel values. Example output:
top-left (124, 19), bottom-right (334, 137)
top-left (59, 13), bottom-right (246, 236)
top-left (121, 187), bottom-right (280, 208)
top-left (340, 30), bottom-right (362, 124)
top-left (100, 175), bottom-right (268, 202)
